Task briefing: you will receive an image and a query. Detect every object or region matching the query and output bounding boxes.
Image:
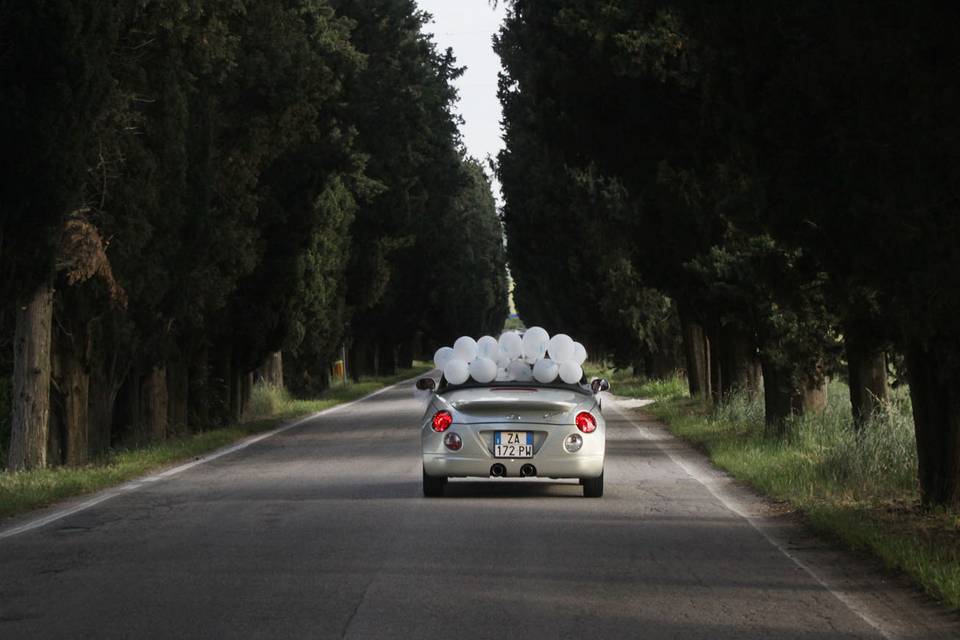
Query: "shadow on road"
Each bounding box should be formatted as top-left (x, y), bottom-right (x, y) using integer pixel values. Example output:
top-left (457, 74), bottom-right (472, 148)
top-left (441, 480), bottom-right (583, 499)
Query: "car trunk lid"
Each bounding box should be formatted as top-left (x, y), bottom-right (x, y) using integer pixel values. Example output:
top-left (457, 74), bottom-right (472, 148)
top-left (436, 386), bottom-right (594, 425)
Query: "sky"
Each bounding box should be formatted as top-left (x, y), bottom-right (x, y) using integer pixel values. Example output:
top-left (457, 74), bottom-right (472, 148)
top-left (416, 0), bottom-right (509, 202)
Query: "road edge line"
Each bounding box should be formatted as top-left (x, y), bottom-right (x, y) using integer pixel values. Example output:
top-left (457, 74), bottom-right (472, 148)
top-left (607, 398), bottom-right (896, 640)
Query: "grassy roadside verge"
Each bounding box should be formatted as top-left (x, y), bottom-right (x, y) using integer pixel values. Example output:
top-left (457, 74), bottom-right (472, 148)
top-left (0, 363), bottom-right (431, 522)
top-left (594, 366), bottom-right (960, 610)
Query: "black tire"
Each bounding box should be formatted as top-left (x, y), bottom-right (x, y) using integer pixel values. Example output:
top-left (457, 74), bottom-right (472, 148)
top-left (423, 469), bottom-right (446, 497)
top-left (582, 471), bottom-right (604, 498)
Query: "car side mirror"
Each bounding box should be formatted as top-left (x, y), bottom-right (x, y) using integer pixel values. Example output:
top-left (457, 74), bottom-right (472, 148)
top-left (416, 377), bottom-right (436, 391)
top-left (591, 378), bottom-right (610, 394)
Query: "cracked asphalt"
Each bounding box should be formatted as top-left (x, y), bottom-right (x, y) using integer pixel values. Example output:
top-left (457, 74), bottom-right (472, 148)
top-left (0, 379), bottom-right (956, 639)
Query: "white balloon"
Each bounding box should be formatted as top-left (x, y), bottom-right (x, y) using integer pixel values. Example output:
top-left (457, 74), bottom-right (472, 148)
top-left (522, 326), bottom-right (550, 360)
top-left (469, 356), bottom-right (498, 383)
top-left (496, 351), bottom-right (513, 368)
top-left (496, 367), bottom-right (510, 381)
top-left (433, 346), bottom-right (454, 370)
top-left (559, 361), bottom-right (583, 384)
top-left (548, 334), bottom-right (575, 363)
top-left (477, 335), bottom-right (499, 360)
top-left (507, 360), bottom-right (533, 382)
top-left (498, 332), bottom-right (523, 360)
top-left (572, 342), bottom-right (587, 365)
top-left (443, 358), bottom-right (470, 385)
top-left (453, 336), bottom-right (478, 362)
top-left (525, 326), bottom-right (549, 341)
top-left (533, 358), bottom-right (559, 383)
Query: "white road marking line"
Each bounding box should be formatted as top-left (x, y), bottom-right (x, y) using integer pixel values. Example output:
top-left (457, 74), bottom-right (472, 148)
top-left (608, 399), bottom-right (895, 640)
top-left (0, 377), bottom-right (413, 541)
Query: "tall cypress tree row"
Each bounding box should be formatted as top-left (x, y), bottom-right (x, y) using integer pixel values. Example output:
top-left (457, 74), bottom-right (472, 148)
top-left (333, 0), bottom-right (505, 377)
top-left (496, 1), bottom-right (838, 417)
top-left (496, 0), bottom-right (960, 506)
top-left (0, 0), bottom-right (508, 468)
top-left (423, 158), bottom-right (508, 347)
top-left (210, 1), bottom-right (364, 417)
top-left (1, 1), bottom-right (120, 469)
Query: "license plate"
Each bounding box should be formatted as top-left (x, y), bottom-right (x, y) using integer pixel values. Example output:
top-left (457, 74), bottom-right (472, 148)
top-left (494, 431), bottom-right (533, 458)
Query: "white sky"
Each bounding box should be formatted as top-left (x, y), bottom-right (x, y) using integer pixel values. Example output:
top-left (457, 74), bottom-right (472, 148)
top-left (416, 0), bottom-right (508, 202)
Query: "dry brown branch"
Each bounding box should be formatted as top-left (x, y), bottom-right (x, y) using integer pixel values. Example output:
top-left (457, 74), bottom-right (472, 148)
top-left (56, 210), bottom-right (128, 309)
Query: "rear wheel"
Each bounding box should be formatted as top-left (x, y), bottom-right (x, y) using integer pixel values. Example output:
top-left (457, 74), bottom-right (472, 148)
top-left (582, 471), bottom-right (604, 498)
top-left (423, 469), bottom-right (446, 497)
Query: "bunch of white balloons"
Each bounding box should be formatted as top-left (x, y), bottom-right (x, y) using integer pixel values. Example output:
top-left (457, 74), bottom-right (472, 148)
top-left (432, 326), bottom-right (588, 385)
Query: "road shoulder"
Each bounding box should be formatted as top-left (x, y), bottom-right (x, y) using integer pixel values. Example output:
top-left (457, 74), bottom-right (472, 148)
top-left (608, 396), bottom-right (960, 640)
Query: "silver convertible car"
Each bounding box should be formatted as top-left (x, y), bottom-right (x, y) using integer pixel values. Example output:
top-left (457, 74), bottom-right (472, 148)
top-left (416, 375), bottom-right (610, 498)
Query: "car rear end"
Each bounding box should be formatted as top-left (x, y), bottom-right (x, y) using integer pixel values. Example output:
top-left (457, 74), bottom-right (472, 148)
top-left (421, 383), bottom-right (605, 496)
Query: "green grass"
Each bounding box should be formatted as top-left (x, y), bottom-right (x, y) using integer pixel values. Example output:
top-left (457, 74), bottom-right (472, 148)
top-left (243, 366), bottom-right (432, 421)
top-left (0, 362), bottom-right (431, 521)
top-left (609, 368), bottom-right (960, 610)
top-left (586, 363), bottom-right (688, 400)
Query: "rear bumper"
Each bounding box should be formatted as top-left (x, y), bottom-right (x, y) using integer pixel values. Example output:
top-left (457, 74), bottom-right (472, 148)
top-left (421, 417), bottom-right (606, 480)
top-left (423, 453), bottom-right (604, 479)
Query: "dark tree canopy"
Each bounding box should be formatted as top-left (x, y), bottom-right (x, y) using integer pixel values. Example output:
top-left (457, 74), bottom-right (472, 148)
top-left (496, 0), bottom-right (960, 506)
top-left (0, 0), bottom-right (507, 466)
top-left (0, 1), bottom-right (119, 303)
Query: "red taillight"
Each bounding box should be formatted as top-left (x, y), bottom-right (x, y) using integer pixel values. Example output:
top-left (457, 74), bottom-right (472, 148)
top-left (575, 411), bottom-right (597, 433)
top-left (432, 410), bottom-right (453, 432)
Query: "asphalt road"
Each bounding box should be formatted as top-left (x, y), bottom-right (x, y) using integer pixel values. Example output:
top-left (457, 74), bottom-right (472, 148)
top-left (0, 378), bottom-right (957, 639)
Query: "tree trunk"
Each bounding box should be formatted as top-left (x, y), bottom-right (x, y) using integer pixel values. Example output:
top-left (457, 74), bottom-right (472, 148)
top-left (680, 314), bottom-right (710, 398)
top-left (633, 355), bottom-right (648, 378)
top-left (372, 342), bottom-right (381, 377)
top-left (88, 371), bottom-right (121, 455)
top-left (708, 326), bottom-right (722, 404)
top-left (141, 366), bottom-right (168, 441)
top-left (380, 339), bottom-right (398, 376)
top-left (167, 359), bottom-right (189, 435)
top-left (210, 347), bottom-right (232, 427)
top-left (241, 370), bottom-right (253, 420)
top-left (61, 346), bottom-right (89, 466)
top-left (907, 342), bottom-right (960, 508)
top-left (49, 340), bottom-right (65, 466)
top-left (47, 408), bottom-right (65, 466)
top-left (319, 366), bottom-right (332, 391)
top-left (8, 282), bottom-right (54, 471)
top-left (761, 356), bottom-right (797, 435)
top-left (846, 338), bottom-right (888, 427)
top-left (719, 325), bottom-right (760, 397)
top-left (50, 299), bottom-right (95, 466)
top-left (260, 351), bottom-right (283, 387)
top-left (746, 359), bottom-right (763, 397)
top-left (188, 346), bottom-right (210, 429)
top-left (410, 331), bottom-right (423, 363)
top-left (87, 316), bottom-right (128, 455)
top-left (762, 356), bottom-right (826, 434)
top-left (348, 341), bottom-right (367, 382)
top-left (654, 354), bottom-right (675, 379)
top-left (115, 370), bottom-right (143, 443)
top-left (397, 340), bottom-right (414, 370)
top-left (229, 366), bottom-right (243, 424)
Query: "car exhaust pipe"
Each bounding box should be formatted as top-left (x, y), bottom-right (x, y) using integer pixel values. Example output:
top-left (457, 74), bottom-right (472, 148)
top-left (520, 464), bottom-right (537, 478)
top-left (490, 463), bottom-right (506, 477)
